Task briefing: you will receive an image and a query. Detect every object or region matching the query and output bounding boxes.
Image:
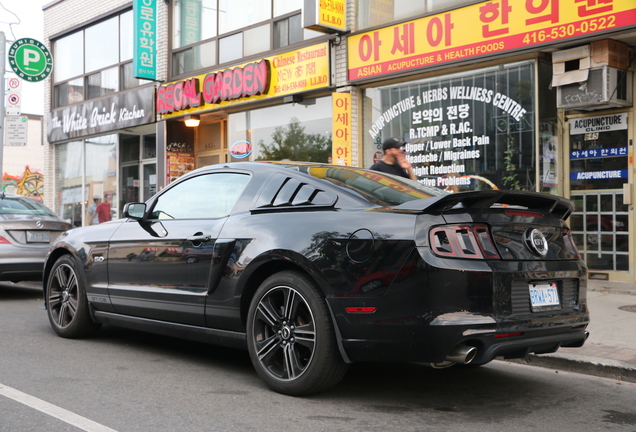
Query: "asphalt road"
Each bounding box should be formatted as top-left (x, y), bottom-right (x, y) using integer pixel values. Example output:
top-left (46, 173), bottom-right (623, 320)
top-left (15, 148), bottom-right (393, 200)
top-left (1, 282), bottom-right (636, 432)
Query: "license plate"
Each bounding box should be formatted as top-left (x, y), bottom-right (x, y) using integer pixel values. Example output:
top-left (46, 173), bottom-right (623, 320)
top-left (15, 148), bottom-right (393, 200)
top-left (529, 283), bottom-right (560, 311)
top-left (26, 231), bottom-right (50, 243)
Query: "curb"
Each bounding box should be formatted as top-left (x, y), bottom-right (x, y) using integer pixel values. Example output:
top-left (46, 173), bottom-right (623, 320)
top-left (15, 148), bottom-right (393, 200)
top-left (587, 283), bottom-right (636, 296)
top-left (505, 354), bottom-right (636, 383)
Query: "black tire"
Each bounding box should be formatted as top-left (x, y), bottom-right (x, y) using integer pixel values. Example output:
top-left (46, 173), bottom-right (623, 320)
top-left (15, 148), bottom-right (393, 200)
top-left (46, 255), bottom-right (100, 338)
top-left (246, 271), bottom-right (348, 396)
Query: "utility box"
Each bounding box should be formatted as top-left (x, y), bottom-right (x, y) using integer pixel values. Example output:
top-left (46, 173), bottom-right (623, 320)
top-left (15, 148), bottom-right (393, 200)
top-left (557, 66), bottom-right (632, 110)
top-left (590, 39), bottom-right (631, 70)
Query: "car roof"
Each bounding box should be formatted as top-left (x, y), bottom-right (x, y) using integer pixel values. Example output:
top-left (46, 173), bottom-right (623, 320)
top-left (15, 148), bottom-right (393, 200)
top-left (174, 161), bottom-right (446, 210)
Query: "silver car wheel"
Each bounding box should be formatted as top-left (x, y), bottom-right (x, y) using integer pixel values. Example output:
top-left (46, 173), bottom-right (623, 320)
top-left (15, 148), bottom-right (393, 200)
top-left (48, 263), bottom-right (79, 329)
top-left (252, 285), bottom-right (316, 382)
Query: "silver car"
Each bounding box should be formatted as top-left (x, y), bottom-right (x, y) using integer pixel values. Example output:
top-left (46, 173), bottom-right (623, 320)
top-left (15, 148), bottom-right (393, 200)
top-left (0, 193), bottom-right (73, 282)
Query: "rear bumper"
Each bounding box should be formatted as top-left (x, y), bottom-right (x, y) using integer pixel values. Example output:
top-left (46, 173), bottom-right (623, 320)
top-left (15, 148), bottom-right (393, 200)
top-left (337, 316), bottom-right (589, 363)
top-left (328, 250), bottom-right (589, 364)
top-left (0, 260), bottom-right (45, 282)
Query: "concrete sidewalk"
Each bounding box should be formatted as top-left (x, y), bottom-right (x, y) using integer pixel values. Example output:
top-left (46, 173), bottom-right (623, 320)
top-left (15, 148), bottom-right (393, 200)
top-left (511, 279), bottom-right (636, 383)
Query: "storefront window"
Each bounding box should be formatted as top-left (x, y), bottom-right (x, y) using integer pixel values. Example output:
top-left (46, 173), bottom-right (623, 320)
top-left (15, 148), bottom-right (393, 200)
top-left (219, 33), bottom-right (243, 64)
top-left (120, 10), bottom-right (134, 61)
top-left (171, 1), bottom-right (320, 76)
top-left (55, 136), bottom-right (119, 227)
top-left (54, 32), bottom-right (84, 82)
top-left (52, 10), bottom-right (148, 108)
top-left (87, 67), bottom-right (119, 99)
top-left (274, 14), bottom-right (303, 49)
top-left (356, 0), bottom-right (471, 30)
top-left (54, 78), bottom-right (84, 107)
top-left (219, 0), bottom-right (272, 34)
top-left (274, 0), bottom-right (302, 16)
top-left (86, 135), bottom-right (118, 223)
top-left (55, 141), bottom-right (83, 227)
top-left (85, 17), bottom-right (119, 73)
top-left (363, 61), bottom-right (536, 192)
top-left (244, 24), bottom-right (271, 57)
top-left (173, 0), bottom-right (218, 49)
top-left (228, 97), bottom-right (332, 162)
top-left (538, 61), bottom-right (559, 194)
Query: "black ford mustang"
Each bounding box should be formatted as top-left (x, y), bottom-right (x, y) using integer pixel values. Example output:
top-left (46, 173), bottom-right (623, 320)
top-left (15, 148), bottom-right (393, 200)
top-left (43, 162), bottom-right (589, 395)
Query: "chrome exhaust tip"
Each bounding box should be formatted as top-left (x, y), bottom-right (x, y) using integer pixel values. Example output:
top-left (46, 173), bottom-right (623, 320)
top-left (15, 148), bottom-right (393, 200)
top-left (445, 344), bottom-right (477, 365)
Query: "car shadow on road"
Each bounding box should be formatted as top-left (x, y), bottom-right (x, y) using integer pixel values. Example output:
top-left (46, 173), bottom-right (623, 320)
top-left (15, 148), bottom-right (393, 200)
top-left (92, 325), bottom-right (254, 372)
top-left (87, 323), bottom-right (566, 422)
top-left (0, 282), bottom-right (42, 300)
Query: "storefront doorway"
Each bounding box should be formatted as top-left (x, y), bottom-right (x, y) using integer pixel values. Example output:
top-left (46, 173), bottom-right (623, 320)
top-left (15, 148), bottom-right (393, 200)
top-left (196, 120), bottom-right (227, 168)
top-left (568, 113), bottom-right (631, 277)
top-left (120, 131), bottom-right (158, 210)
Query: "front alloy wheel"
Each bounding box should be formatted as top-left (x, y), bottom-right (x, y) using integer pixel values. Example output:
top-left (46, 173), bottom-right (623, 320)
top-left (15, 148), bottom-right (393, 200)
top-left (46, 255), bottom-right (100, 338)
top-left (247, 271), bottom-right (348, 396)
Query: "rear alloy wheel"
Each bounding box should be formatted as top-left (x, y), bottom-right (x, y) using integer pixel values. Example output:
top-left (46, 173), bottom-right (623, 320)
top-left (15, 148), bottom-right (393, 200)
top-left (46, 255), bottom-right (100, 338)
top-left (247, 271), bottom-right (348, 396)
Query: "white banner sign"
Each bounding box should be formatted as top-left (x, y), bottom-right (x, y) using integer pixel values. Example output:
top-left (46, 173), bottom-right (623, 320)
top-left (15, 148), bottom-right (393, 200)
top-left (570, 113), bottom-right (628, 134)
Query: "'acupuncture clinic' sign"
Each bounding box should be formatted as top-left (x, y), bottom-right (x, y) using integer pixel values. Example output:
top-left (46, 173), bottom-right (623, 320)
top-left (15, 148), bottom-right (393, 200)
top-left (570, 113), bottom-right (628, 134)
top-left (47, 86), bottom-right (155, 142)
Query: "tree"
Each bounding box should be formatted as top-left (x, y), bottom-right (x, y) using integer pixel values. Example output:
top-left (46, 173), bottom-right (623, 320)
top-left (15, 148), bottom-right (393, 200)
top-left (256, 117), bottom-right (331, 162)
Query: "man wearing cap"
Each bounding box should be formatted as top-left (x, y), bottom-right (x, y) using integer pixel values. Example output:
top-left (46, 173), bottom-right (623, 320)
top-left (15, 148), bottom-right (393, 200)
top-left (370, 137), bottom-right (417, 180)
top-left (88, 195), bottom-right (101, 225)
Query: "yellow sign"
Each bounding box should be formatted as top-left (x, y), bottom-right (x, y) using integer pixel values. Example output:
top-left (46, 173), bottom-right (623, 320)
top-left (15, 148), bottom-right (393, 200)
top-left (318, 0), bottom-right (346, 31)
top-left (158, 42), bottom-right (330, 118)
top-left (304, 0), bottom-right (346, 32)
top-left (348, 0), bottom-right (636, 81)
top-left (332, 92), bottom-right (352, 166)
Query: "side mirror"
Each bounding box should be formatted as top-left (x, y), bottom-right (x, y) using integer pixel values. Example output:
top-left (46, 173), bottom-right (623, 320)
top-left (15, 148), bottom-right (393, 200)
top-left (123, 202), bottom-right (146, 220)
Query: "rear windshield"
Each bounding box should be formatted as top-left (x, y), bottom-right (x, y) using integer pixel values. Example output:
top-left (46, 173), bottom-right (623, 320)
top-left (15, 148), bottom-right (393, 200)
top-left (0, 196), bottom-right (57, 216)
top-left (280, 164), bottom-right (446, 206)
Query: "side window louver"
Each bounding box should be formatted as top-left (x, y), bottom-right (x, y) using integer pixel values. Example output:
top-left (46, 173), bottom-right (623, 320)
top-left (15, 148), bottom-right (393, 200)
top-left (253, 175), bottom-right (337, 211)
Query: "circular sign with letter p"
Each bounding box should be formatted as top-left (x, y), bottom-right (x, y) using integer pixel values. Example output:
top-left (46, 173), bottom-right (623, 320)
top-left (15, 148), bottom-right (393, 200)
top-left (8, 38), bottom-right (53, 82)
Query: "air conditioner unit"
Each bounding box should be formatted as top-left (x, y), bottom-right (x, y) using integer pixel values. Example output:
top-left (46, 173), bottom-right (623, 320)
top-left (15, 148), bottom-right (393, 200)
top-left (556, 66), bottom-right (632, 110)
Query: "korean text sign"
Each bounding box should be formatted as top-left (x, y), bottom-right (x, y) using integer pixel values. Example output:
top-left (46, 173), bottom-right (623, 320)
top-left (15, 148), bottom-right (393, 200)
top-left (133, 0), bottom-right (157, 80)
top-left (332, 93), bottom-right (352, 166)
top-left (348, 0), bottom-right (636, 81)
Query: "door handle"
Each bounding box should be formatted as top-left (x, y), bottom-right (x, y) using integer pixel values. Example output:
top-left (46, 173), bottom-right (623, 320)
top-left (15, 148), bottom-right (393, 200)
top-left (187, 233), bottom-right (211, 243)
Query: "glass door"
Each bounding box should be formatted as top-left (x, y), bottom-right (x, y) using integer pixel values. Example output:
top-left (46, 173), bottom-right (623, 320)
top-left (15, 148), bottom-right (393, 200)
top-left (142, 163), bottom-right (157, 201)
top-left (569, 191), bottom-right (629, 271)
top-left (196, 120), bottom-right (226, 168)
top-left (119, 132), bottom-right (157, 210)
top-left (568, 113), bottom-right (630, 274)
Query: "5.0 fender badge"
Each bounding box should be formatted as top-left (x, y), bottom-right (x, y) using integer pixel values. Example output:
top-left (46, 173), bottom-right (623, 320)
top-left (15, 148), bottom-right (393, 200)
top-left (524, 228), bottom-right (548, 257)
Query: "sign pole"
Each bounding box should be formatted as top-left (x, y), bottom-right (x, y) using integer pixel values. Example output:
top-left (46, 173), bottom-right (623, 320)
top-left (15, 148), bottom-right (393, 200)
top-left (0, 31), bottom-right (6, 194)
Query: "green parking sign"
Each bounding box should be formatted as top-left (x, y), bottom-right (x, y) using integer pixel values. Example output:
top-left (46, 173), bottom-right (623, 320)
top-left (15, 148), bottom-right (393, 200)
top-left (8, 38), bottom-right (53, 82)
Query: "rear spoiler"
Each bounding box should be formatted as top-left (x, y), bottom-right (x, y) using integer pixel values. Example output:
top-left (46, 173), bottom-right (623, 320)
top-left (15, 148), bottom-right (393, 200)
top-left (395, 190), bottom-right (574, 220)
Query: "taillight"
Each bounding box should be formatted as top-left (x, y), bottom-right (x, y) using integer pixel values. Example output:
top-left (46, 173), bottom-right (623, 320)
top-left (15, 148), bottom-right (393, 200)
top-left (430, 225), bottom-right (500, 259)
top-left (0, 236), bottom-right (10, 244)
top-left (562, 228), bottom-right (580, 258)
